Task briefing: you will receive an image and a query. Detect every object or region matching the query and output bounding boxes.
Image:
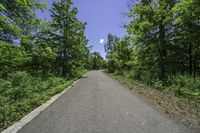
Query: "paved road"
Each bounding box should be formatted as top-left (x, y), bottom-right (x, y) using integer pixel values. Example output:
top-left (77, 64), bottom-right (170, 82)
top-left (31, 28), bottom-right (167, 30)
top-left (18, 71), bottom-right (195, 133)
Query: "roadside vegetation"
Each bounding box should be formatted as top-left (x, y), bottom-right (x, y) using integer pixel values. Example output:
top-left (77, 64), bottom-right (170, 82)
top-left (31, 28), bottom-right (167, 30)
top-left (104, 0), bottom-right (200, 129)
top-left (0, 0), bottom-right (104, 130)
top-left (105, 0), bottom-right (200, 102)
top-left (0, 72), bottom-right (76, 130)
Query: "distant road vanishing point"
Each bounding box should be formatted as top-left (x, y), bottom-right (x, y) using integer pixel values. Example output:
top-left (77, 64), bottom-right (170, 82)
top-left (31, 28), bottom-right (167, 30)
top-left (18, 71), bottom-right (196, 133)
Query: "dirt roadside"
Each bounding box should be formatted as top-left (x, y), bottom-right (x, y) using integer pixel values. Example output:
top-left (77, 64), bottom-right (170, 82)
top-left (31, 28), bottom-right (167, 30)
top-left (106, 73), bottom-right (200, 131)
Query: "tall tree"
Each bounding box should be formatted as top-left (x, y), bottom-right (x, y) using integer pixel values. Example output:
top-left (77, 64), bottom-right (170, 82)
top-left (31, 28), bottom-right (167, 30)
top-left (50, 0), bottom-right (88, 77)
top-left (127, 0), bottom-right (176, 80)
top-left (89, 52), bottom-right (105, 70)
top-left (104, 34), bottom-right (120, 72)
top-left (173, 0), bottom-right (200, 76)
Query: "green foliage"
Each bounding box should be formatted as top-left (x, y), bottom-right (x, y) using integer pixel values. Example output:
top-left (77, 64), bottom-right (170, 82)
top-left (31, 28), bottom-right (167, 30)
top-left (0, 41), bottom-right (30, 77)
top-left (173, 0), bottom-right (200, 25)
top-left (49, 0), bottom-right (89, 77)
top-left (0, 0), bottom-right (90, 130)
top-left (0, 0), bottom-right (90, 77)
top-left (0, 71), bottom-right (74, 129)
top-left (168, 75), bottom-right (200, 98)
top-left (0, 0), bottom-right (46, 43)
top-left (89, 52), bottom-right (105, 70)
top-left (105, 0), bottom-right (200, 100)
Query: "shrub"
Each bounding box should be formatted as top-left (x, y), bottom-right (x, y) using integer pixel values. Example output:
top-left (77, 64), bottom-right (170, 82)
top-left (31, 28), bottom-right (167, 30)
top-left (154, 79), bottom-right (164, 90)
top-left (0, 41), bottom-right (30, 77)
top-left (5, 72), bottom-right (31, 101)
top-left (168, 74), bottom-right (200, 98)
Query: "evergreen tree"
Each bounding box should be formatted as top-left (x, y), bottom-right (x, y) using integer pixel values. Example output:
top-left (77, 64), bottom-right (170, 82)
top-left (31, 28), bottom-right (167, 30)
top-left (50, 0), bottom-right (88, 77)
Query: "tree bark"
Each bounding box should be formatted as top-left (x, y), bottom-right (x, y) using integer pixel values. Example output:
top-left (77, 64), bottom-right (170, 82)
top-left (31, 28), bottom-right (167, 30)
top-left (189, 43), bottom-right (192, 75)
top-left (158, 24), bottom-right (167, 80)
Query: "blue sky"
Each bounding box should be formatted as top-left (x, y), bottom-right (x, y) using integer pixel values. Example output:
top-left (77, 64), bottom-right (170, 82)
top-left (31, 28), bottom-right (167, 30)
top-left (37, 0), bottom-right (130, 58)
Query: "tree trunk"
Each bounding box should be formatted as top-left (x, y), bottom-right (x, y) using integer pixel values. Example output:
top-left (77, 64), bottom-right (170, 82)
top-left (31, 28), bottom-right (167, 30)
top-left (189, 43), bottom-right (192, 75)
top-left (193, 52), bottom-right (197, 77)
top-left (62, 48), bottom-right (67, 77)
top-left (158, 24), bottom-right (167, 80)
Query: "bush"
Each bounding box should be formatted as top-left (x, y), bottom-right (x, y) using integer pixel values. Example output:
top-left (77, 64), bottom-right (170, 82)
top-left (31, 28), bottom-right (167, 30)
top-left (0, 71), bottom-right (74, 129)
top-left (154, 79), bottom-right (164, 90)
top-left (168, 74), bottom-right (200, 98)
top-left (0, 41), bottom-right (30, 77)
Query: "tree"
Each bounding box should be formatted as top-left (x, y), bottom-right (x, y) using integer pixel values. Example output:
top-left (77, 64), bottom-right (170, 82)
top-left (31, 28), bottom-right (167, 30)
top-left (90, 52), bottom-right (105, 70)
top-left (173, 0), bottom-right (200, 76)
top-left (0, 0), bottom-right (48, 75)
top-left (126, 0), bottom-right (176, 81)
top-left (105, 0), bottom-right (200, 85)
top-left (50, 0), bottom-right (89, 77)
top-left (104, 34), bottom-right (120, 72)
top-left (0, 0), bottom-right (46, 45)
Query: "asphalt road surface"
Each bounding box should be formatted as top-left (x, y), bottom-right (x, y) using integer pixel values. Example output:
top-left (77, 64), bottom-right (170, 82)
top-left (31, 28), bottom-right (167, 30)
top-left (18, 71), bottom-right (195, 133)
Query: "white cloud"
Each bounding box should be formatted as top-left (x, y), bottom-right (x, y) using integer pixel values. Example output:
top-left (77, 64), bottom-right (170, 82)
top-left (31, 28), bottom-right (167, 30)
top-left (100, 39), bottom-right (104, 44)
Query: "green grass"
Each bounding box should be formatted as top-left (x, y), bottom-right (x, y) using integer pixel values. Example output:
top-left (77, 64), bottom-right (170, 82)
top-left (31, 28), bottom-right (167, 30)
top-left (0, 71), bottom-right (85, 130)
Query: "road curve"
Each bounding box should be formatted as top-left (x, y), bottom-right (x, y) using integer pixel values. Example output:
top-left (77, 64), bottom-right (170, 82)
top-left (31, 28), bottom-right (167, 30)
top-left (18, 71), bottom-right (195, 133)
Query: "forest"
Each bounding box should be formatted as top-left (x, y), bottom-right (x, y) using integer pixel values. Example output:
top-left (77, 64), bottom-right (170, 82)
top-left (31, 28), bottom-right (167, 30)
top-left (0, 0), bottom-right (104, 129)
top-left (0, 0), bottom-right (199, 131)
top-left (105, 0), bottom-right (200, 100)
